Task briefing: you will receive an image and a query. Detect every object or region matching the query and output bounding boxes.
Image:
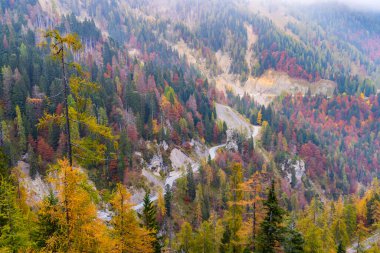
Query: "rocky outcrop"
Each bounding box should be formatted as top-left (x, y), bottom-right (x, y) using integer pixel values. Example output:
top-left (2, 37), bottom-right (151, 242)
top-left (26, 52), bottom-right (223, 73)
top-left (225, 129), bottom-right (239, 152)
top-left (281, 159), bottom-right (305, 188)
top-left (169, 148), bottom-right (194, 170)
top-left (17, 161), bottom-right (49, 206)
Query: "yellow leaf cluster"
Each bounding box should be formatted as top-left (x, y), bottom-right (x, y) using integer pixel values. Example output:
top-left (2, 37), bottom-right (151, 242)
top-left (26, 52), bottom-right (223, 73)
top-left (110, 183), bottom-right (155, 253)
top-left (43, 159), bottom-right (115, 252)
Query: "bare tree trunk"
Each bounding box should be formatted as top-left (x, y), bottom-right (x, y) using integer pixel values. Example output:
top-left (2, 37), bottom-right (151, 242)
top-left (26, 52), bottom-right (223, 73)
top-left (61, 54), bottom-right (72, 167)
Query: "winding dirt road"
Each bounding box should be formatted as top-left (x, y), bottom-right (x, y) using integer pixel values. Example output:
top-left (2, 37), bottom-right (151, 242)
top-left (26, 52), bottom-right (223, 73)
top-left (133, 104), bottom-right (261, 211)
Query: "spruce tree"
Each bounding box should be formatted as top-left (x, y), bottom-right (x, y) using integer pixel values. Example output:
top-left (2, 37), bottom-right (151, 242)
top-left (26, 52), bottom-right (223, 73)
top-left (337, 241), bottom-right (346, 253)
top-left (142, 191), bottom-right (162, 253)
top-left (256, 181), bottom-right (285, 253)
top-left (15, 105), bottom-right (26, 154)
top-left (186, 166), bottom-right (196, 202)
top-left (0, 177), bottom-right (30, 251)
top-left (34, 191), bottom-right (60, 250)
top-left (0, 148), bottom-right (9, 177)
top-left (283, 221), bottom-right (304, 253)
top-left (164, 185), bottom-right (172, 218)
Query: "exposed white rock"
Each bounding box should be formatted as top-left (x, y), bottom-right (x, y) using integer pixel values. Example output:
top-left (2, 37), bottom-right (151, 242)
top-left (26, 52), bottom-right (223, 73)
top-left (148, 154), bottom-right (164, 173)
top-left (169, 148), bottom-right (194, 170)
top-left (191, 139), bottom-right (208, 159)
top-left (225, 129), bottom-right (239, 152)
top-left (160, 140), bottom-right (169, 151)
top-left (281, 159), bottom-right (305, 187)
top-left (17, 161), bottom-right (49, 206)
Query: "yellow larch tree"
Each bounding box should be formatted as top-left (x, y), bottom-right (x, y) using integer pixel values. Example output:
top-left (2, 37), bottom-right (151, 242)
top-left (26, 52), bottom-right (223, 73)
top-left (157, 188), bottom-right (166, 221)
top-left (110, 183), bottom-right (154, 253)
top-left (257, 110), bottom-right (262, 125)
top-left (42, 159), bottom-right (115, 252)
top-left (40, 30), bottom-right (116, 168)
top-left (238, 171), bottom-right (268, 252)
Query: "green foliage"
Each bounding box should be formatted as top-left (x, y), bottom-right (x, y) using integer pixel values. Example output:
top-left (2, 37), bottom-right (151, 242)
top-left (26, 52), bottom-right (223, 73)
top-left (225, 163), bottom-right (244, 253)
top-left (256, 181), bottom-right (286, 253)
top-left (186, 166), bottom-right (196, 202)
top-left (176, 222), bottom-right (194, 252)
top-left (0, 177), bottom-right (31, 251)
top-left (0, 149), bottom-right (9, 177)
top-left (283, 221), bottom-right (304, 253)
top-left (33, 191), bottom-right (60, 250)
top-left (164, 185), bottom-right (172, 218)
top-left (337, 241), bottom-right (346, 253)
top-left (164, 86), bottom-right (176, 105)
top-left (142, 191), bottom-right (162, 253)
top-left (15, 105), bottom-right (26, 154)
top-left (193, 220), bottom-right (224, 253)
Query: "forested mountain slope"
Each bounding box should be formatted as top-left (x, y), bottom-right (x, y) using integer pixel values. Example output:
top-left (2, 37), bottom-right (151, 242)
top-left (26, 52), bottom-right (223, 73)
top-left (0, 0), bottom-right (380, 252)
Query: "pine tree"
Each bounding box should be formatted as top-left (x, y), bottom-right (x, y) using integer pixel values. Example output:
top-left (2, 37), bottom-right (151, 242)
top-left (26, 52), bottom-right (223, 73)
top-left (27, 144), bottom-right (38, 179)
top-left (283, 220), bottom-right (304, 253)
top-left (187, 166), bottom-right (196, 202)
top-left (1, 66), bottom-right (12, 116)
top-left (33, 191), bottom-right (60, 250)
top-left (142, 191), bottom-right (162, 253)
top-left (164, 184), bottom-right (172, 218)
top-left (337, 241), bottom-right (346, 253)
top-left (15, 105), bottom-right (26, 154)
top-left (0, 176), bottom-right (31, 251)
top-left (0, 148), bottom-right (9, 177)
top-left (256, 181), bottom-right (285, 253)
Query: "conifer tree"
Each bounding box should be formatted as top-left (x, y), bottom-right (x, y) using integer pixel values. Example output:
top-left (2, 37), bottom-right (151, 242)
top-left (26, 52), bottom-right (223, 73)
top-left (193, 220), bottom-right (224, 253)
top-left (44, 159), bottom-right (114, 252)
top-left (256, 181), bottom-right (285, 253)
top-left (110, 183), bottom-right (154, 253)
top-left (142, 191), bottom-right (162, 253)
top-left (227, 163), bottom-right (244, 253)
top-left (157, 188), bottom-right (166, 221)
top-left (257, 110), bottom-right (262, 125)
top-left (0, 176), bottom-right (31, 251)
top-left (1, 66), bottom-right (12, 116)
top-left (164, 184), bottom-right (172, 218)
top-left (240, 171), bottom-right (267, 251)
top-left (41, 31), bottom-right (114, 168)
top-left (33, 191), bottom-right (60, 250)
top-left (337, 241), bottom-right (346, 253)
top-left (0, 148), bottom-right (9, 177)
top-left (43, 30), bottom-right (82, 166)
top-left (187, 166), bottom-right (196, 202)
top-left (283, 220), bottom-right (304, 253)
top-left (176, 221), bottom-right (194, 252)
top-left (27, 144), bottom-right (38, 179)
top-left (15, 105), bottom-right (26, 154)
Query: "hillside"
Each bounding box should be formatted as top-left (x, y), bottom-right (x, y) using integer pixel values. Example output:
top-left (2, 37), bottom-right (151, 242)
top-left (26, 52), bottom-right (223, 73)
top-left (0, 0), bottom-right (380, 252)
